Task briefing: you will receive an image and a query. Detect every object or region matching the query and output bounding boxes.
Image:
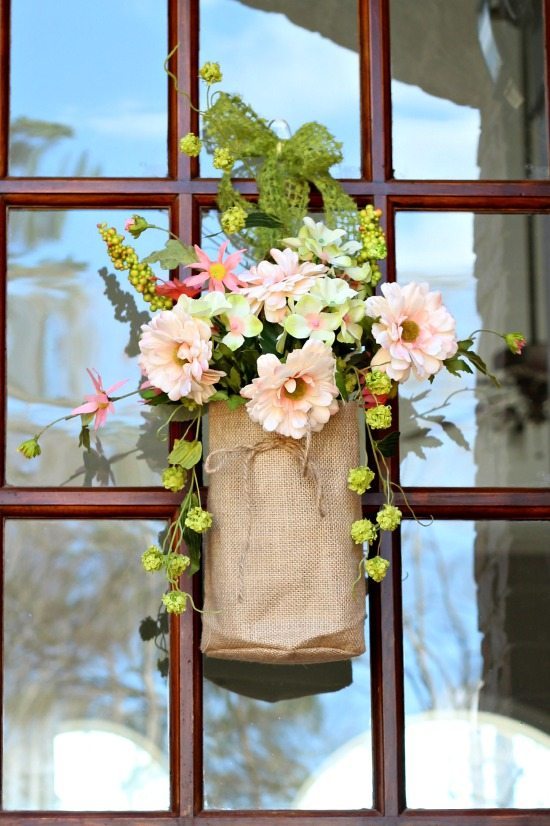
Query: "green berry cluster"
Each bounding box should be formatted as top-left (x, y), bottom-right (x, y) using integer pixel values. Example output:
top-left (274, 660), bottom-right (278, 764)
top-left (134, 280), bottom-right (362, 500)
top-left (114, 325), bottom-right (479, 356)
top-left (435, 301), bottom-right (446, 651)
top-left (97, 223), bottom-right (173, 312)
top-left (357, 205), bottom-right (387, 284)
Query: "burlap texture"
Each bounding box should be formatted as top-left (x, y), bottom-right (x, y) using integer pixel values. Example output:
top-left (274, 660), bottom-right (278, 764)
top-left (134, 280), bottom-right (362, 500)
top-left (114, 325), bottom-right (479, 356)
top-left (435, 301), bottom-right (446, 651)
top-left (200, 402), bottom-right (366, 664)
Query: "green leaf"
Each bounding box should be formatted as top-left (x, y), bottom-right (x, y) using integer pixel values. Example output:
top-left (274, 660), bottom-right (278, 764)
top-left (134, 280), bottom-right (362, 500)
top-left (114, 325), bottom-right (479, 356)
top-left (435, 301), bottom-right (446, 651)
top-left (207, 390), bottom-right (229, 402)
top-left (245, 211), bottom-right (283, 229)
top-left (183, 526), bottom-right (202, 575)
top-left (227, 366), bottom-right (241, 392)
top-left (335, 369), bottom-right (349, 401)
top-left (457, 338), bottom-right (474, 352)
top-left (443, 355), bottom-right (473, 377)
top-left (226, 394), bottom-right (247, 411)
top-left (259, 320), bottom-right (280, 355)
top-left (168, 438), bottom-right (203, 468)
top-left (143, 239), bottom-right (198, 270)
top-left (78, 425), bottom-right (91, 451)
top-left (375, 431), bottom-right (400, 457)
top-left (462, 349), bottom-right (500, 387)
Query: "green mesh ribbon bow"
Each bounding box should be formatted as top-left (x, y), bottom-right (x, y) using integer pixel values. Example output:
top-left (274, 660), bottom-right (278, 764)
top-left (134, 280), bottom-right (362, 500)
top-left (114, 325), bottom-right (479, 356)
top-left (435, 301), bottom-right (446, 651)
top-left (203, 93), bottom-right (358, 258)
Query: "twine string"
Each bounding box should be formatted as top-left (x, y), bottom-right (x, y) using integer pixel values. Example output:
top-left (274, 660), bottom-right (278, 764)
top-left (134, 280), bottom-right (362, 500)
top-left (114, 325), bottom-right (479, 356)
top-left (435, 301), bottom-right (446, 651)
top-left (204, 434), bottom-right (326, 603)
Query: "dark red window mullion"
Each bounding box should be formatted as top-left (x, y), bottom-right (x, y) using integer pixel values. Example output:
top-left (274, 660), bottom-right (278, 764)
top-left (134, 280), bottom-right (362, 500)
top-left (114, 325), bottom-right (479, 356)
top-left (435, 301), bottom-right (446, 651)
top-left (0, 0), bottom-right (9, 178)
top-left (367, 0), bottom-right (392, 183)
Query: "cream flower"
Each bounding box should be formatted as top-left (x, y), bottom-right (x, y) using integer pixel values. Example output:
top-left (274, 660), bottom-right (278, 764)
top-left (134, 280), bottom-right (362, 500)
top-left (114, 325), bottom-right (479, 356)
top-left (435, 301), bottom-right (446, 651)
top-left (139, 302), bottom-right (224, 403)
top-left (365, 282), bottom-right (458, 382)
top-left (240, 339), bottom-right (339, 439)
top-left (239, 247), bottom-right (327, 323)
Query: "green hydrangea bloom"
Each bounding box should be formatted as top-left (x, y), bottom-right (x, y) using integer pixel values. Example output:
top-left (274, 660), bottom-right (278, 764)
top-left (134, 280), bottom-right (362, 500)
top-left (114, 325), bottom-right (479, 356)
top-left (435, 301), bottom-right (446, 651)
top-left (213, 147), bottom-right (234, 171)
top-left (166, 553), bottom-right (190, 579)
top-left (185, 506), bottom-right (213, 533)
top-left (220, 205), bottom-right (247, 234)
top-left (179, 133), bottom-right (202, 157)
top-left (347, 466), bottom-right (376, 495)
top-left (162, 590), bottom-right (188, 614)
top-left (141, 545), bottom-right (164, 572)
top-left (365, 556), bottom-right (390, 582)
top-left (365, 404), bottom-right (392, 429)
top-left (199, 61), bottom-right (222, 84)
top-left (365, 370), bottom-right (392, 396)
top-left (162, 465), bottom-right (186, 492)
top-left (376, 504), bottom-right (402, 531)
top-left (350, 519), bottom-right (378, 544)
top-left (17, 437), bottom-right (41, 459)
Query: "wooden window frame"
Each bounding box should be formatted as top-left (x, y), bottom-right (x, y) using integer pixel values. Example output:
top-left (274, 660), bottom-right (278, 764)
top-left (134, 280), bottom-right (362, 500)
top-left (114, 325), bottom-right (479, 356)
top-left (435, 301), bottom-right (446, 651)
top-left (0, 0), bottom-right (549, 823)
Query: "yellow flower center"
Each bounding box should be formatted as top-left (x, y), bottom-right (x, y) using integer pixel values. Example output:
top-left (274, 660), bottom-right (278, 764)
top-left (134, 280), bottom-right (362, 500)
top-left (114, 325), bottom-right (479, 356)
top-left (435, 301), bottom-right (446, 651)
top-left (401, 319), bottom-right (420, 343)
top-left (210, 263), bottom-right (227, 281)
top-left (282, 377), bottom-right (307, 400)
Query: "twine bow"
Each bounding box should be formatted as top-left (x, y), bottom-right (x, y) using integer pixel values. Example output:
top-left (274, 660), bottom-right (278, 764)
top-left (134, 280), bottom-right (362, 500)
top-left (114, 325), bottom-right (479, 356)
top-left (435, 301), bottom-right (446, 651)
top-left (204, 432), bottom-right (326, 603)
top-left (202, 93), bottom-right (358, 256)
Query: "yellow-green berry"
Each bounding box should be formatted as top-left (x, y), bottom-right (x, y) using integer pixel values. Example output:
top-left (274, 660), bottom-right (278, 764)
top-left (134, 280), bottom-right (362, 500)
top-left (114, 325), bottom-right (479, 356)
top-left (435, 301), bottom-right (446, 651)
top-left (213, 147), bottom-right (234, 171)
top-left (199, 61), bottom-right (222, 84)
top-left (162, 465), bottom-right (187, 492)
top-left (376, 504), bottom-right (402, 531)
top-left (365, 556), bottom-right (390, 582)
top-left (220, 205), bottom-right (247, 235)
top-left (166, 553), bottom-right (190, 579)
top-left (142, 545), bottom-right (164, 572)
top-left (17, 437), bottom-right (41, 459)
top-left (344, 372), bottom-right (357, 393)
top-left (162, 590), bottom-right (188, 614)
top-left (364, 370), bottom-right (392, 396)
top-left (179, 133), bottom-right (202, 157)
top-left (366, 404), bottom-right (392, 429)
top-left (351, 519), bottom-right (378, 544)
top-left (347, 466), bottom-right (376, 495)
top-left (185, 506), bottom-right (213, 533)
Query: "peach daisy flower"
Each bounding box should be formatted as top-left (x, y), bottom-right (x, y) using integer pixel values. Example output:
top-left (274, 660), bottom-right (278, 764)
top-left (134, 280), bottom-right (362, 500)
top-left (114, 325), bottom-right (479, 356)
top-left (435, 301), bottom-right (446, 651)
top-left (138, 301), bottom-right (224, 403)
top-left (365, 282), bottom-right (458, 382)
top-left (183, 241), bottom-right (246, 293)
top-left (240, 339), bottom-right (339, 439)
top-left (239, 248), bottom-right (327, 323)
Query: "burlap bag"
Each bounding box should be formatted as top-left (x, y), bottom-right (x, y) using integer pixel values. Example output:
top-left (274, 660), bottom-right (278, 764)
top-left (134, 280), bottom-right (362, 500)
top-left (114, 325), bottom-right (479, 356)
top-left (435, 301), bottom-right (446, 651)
top-left (200, 402), bottom-right (366, 664)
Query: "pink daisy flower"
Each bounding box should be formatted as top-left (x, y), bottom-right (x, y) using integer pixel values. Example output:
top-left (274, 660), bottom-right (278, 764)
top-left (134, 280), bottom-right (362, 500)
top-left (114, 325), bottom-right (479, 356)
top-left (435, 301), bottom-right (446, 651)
top-left (182, 241), bottom-right (246, 293)
top-left (71, 369), bottom-right (127, 430)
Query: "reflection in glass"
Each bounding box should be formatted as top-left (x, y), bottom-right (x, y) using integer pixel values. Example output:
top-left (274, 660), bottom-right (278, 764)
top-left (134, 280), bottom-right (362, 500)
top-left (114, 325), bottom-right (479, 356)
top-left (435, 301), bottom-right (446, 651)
top-left (199, 0), bottom-right (360, 178)
top-left (9, 1), bottom-right (167, 177)
top-left (3, 520), bottom-right (169, 810)
top-left (203, 650), bottom-right (371, 809)
top-left (7, 210), bottom-right (170, 487)
top-left (396, 212), bottom-right (550, 487)
top-left (390, 0), bottom-right (548, 179)
top-left (403, 520), bottom-right (550, 808)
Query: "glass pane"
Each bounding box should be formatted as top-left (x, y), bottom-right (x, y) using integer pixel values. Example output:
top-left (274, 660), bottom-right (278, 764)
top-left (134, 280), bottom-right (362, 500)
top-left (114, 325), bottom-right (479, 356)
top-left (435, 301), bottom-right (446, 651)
top-left (396, 211), bottom-right (550, 487)
top-left (403, 520), bottom-right (550, 808)
top-left (199, 0), bottom-right (360, 178)
top-left (7, 209), bottom-right (170, 487)
top-left (203, 650), bottom-right (371, 809)
top-left (3, 519), bottom-right (169, 810)
top-left (10, 1), bottom-right (167, 177)
top-left (390, 0), bottom-right (548, 179)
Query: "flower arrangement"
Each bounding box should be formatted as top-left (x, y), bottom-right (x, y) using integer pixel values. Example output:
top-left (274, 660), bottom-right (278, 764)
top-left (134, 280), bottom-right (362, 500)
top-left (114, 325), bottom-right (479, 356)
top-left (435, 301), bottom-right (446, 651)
top-left (18, 62), bottom-right (525, 631)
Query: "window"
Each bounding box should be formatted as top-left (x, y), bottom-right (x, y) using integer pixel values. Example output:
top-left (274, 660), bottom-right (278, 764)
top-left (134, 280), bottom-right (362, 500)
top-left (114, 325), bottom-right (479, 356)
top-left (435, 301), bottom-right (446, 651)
top-left (1, 0), bottom-right (549, 823)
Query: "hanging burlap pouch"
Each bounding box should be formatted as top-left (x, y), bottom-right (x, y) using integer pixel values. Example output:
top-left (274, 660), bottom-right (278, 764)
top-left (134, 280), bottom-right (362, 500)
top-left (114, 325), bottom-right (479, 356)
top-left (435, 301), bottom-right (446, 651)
top-left (200, 402), bottom-right (366, 664)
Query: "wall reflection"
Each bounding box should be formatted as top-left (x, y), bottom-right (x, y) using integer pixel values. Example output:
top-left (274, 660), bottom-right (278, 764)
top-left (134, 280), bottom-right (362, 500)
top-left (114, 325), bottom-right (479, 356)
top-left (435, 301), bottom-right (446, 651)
top-left (2, 520), bottom-right (169, 811)
top-left (390, 0), bottom-right (548, 179)
top-left (7, 209), bottom-right (170, 487)
top-left (402, 520), bottom-right (550, 808)
top-left (396, 212), bottom-right (550, 487)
